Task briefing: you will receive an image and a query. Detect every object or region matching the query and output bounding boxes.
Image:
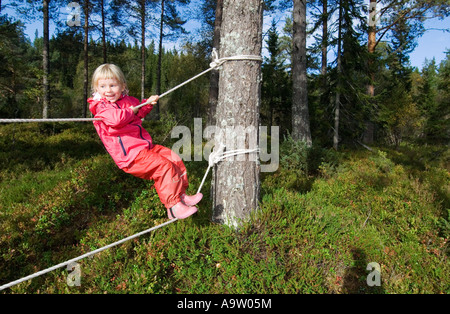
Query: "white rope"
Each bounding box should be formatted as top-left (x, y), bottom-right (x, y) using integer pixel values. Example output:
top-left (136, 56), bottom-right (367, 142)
top-left (0, 50), bottom-right (263, 123)
top-left (0, 118), bottom-right (102, 123)
top-left (136, 48), bottom-right (262, 109)
top-left (0, 218), bottom-right (178, 291)
top-left (196, 145), bottom-right (260, 194)
top-left (208, 48), bottom-right (263, 69)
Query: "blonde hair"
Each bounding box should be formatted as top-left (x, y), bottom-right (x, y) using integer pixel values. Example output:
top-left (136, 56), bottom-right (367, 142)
top-left (91, 64), bottom-right (128, 95)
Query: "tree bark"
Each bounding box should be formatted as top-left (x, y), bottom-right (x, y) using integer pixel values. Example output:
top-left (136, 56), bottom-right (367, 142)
top-left (83, 0), bottom-right (89, 118)
top-left (155, 0), bottom-right (165, 120)
top-left (333, 0), bottom-right (342, 150)
top-left (364, 0), bottom-right (377, 144)
top-left (292, 0), bottom-right (312, 145)
top-left (367, 0), bottom-right (376, 95)
top-left (208, 0), bottom-right (223, 206)
top-left (321, 0), bottom-right (328, 79)
top-left (101, 0), bottom-right (107, 63)
top-left (140, 0), bottom-right (146, 101)
top-left (320, 0), bottom-right (329, 133)
top-left (42, 0), bottom-right (50, 118)
top-left (207, 0), bottom-right (223, 126)
top-left (212, 0), bottom-right (263, 228)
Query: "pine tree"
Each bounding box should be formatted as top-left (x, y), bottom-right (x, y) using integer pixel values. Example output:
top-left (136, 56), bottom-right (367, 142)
top-left (111, 0), bottom-right (158, 101)
top-left (10, 0), bottom-right (67, 117)
top-left (333, 0), bottom-right (367, 149)
top-left (262, 19), bottom-right (291, 135)
top-left (0, 16), bottom-right (30, 117)
top-left (212, 0), bottom-right (263, 227)
top-left (377, 15), bottom-right (418, 146)
top-left (417, 54), bottom-right (450, 142)
top-left (155, 0), bottom-right (190, 119)
top-left (435, 51), bottom-right (450, 143)
top-left (364, 0), bottom-right (450, 144)
top-left (204, 0), bottom-right (223, 126)
top-left (292, 0), bottom-right (312, 145)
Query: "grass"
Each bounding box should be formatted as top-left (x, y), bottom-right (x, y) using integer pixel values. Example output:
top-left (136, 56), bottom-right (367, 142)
top-left (0, 123), bottom-right (448, 294)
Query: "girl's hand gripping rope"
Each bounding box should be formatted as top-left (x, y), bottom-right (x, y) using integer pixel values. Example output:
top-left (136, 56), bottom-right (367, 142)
top-left (132, 95), bottom-right (159, 114)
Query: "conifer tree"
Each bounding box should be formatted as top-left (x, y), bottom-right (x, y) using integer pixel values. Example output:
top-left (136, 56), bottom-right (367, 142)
top-left (262, 19), bottom-right (291, 134)
top-left (292, 0), bottom-right (312, 145)
top-left (212, 0), bottom-right (263, 227)
top-left (364, 0), bottom-right (450, 143)
top-left (111, 0), bottom-right (158, 101)
top-left (155, 0), bottom-right (190, 119)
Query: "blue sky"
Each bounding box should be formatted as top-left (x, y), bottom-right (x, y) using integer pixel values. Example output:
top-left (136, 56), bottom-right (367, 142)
top-left (409, 16), bottom-right (450, 68)
top-left (3, 3), bottom-right (449, 70)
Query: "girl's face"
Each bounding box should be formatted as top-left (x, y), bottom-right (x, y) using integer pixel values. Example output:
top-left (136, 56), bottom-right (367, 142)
top-left (96, 78), bottom-right (125, 103)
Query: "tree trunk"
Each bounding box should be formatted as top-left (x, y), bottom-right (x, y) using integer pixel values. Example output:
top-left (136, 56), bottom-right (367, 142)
top-left (367, 0), bottom-right (376, 93)
top-left (208, 0), bottom-right (223, 205)
top-left (207, 0), bottom-right (223, 126)
top-left (364, 0), bottom-right (377, 144)
top-left (101, 0), bottom-right (107, 63)
top-left (155, 0), bottom-right (165, 120)
top-left (292, 0), bottom-right (311, 145)
top-left (141, 0), bottom-right (146, 101)
top-left (321, 0), bottom-right (327, 79)
top-left (320, 0), bottom-right (329, 133)
top-left (83, 0), bottom-right (89, 118)
top-left (333, 0), bottom-right (342, 151)
top-left (212, 0), bottom-right (263, 228)
top-left (42, 0), bottom-right (50, 118)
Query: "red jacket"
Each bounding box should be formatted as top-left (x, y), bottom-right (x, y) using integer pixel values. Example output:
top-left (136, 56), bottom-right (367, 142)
top-left (88, 95), bottom-right (154, 169)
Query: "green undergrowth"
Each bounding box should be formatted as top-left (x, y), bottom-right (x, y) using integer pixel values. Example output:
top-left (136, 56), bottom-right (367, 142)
top-left (0, 124), bottom-right (448, 294)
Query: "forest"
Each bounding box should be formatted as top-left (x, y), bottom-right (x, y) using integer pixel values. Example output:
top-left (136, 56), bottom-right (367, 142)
top-left (1, 0), bottom-right (448, 147)
top-left (0, 0), bottom-right (449, 294)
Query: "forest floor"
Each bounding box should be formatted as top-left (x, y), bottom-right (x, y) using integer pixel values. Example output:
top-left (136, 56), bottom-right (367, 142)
top-left (0, 122), bottom-right (448, 294)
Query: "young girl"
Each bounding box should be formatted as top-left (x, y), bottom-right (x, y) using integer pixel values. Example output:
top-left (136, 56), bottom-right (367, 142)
top-left (88, 63), bottom-right (202, 219)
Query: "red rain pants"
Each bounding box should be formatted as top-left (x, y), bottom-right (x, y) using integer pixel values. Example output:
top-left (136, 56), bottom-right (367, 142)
top-left (123, 144), bottom-right (188, 209)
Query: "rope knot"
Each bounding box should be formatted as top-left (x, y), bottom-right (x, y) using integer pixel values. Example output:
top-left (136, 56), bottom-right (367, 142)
top-left (209, 48), bottom-right (262, 70)
top-left (209, 48), bottom-right (223, 69)
top-left (208, 143), bottom-right (226, 167)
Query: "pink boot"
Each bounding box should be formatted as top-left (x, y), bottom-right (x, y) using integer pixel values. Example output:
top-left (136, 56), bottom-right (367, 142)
top-left (168, 202), bottom-right (198, 220)
top-left (181, 193), bottom-right (203, 206)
